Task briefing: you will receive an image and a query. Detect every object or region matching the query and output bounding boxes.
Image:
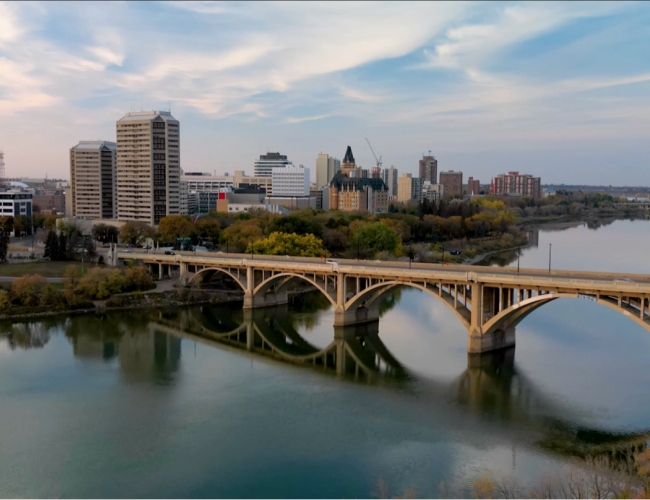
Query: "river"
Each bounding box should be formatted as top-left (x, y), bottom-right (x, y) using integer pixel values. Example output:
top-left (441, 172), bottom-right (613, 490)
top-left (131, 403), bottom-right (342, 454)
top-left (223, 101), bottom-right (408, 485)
top-left (0, 219), bottom-right (649, 498)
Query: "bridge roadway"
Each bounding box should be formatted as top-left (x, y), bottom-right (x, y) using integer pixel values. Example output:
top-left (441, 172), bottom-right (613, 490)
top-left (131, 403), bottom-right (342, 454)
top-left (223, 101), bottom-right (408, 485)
top-left (115, 249), bottom-right (650, 354)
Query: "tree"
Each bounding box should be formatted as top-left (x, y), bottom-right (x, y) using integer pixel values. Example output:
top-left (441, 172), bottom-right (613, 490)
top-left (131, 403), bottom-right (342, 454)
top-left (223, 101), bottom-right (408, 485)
top-left (0, 216), bottom-right (13, 234)
top-left (58, 219), bottom-right (82, 238)
top-left (0, 228), bottom-right (8, 262)
top-left (57, 232), bottom-right (69, 260)
top-left (43, 229), bottom-right (60, 260)
top-left (43, 215), bottom-right (59, 231)
top-left (119, 221), bottom-right (155, 245)
top-left (269, 215), bottom-right (323, 238)
top-left (220, 220), bottom-right (263, 252)
top-left (11, 274), bottom-right (47, 306)
top-left (92, 223), bottom-right (119, 244)
top-left (349, 222), bottom-right (402, 258)
top-left (247, 232), bottom-right (328, 257)
top-left (157, 215), bottom-right (194, 244)
top-left (194, 219), bottom-right (221, 243)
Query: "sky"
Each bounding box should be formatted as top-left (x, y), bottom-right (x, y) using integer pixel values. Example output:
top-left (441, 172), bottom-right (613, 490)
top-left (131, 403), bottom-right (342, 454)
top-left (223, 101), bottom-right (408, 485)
top-left (0, 1), bottom-right (649, 185)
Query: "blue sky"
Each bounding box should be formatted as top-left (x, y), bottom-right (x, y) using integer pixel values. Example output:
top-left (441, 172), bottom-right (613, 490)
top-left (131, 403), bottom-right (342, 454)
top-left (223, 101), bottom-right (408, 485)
top-left (0, 1), bottom-right (648, 184)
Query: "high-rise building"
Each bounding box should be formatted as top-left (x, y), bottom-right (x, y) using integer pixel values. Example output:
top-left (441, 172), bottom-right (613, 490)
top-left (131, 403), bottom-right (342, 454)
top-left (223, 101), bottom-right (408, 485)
top-left (489, 172), bottom-right (541, 198)
top-left (315, 153), bottom-right (340, 188)
top-left (419, 155), bottom-right (438, 183)
top-left (254, 152), bottom-right (292, 177)
top-left (116, 111), bottom-right (180, 225)
top-left (371, 167), bottom-right (382, 179)
top-left (271, 165), bottom-right (310, 197)
top-left (382, 165), bottom-right (398, 198)
top-left (340, 146), bottom-right (357, 177)
top-left (69, 140), bottom-right (117, 219)
top-left (397, 174), bottom-right (426, 202)
top-left (467, 177), bottom-right (481, 196)
top-left (439, 170), bottom-right (463, 198)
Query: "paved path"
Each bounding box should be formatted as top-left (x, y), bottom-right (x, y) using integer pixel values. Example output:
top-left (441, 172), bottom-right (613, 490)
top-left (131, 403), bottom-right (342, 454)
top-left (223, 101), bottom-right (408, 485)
top-left (0, 276), bottom-right (63, 283)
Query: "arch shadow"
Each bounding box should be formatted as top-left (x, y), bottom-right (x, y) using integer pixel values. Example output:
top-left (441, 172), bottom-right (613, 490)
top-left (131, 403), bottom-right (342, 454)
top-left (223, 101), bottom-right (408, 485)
top-left (188, 267), bottom-right (246, 291)
top-left (253, 272), bottom-right (337, 307)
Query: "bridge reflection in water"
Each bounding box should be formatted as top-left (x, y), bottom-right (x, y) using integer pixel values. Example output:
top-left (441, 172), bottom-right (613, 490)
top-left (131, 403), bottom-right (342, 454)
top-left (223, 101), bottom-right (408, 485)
top-left (145, 299), bottom-right (649, 461)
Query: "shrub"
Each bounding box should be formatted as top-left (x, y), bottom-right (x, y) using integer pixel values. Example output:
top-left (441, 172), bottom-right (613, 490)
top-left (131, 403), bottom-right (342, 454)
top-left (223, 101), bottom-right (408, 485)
top-left (124, 266), bottom-right (153, 291)
top-left (11, 274), bottom-right (47, 306)
top-left (77, 268), bottom-right (126, 300)
top-left (0, 289), bottom-right (11, 310)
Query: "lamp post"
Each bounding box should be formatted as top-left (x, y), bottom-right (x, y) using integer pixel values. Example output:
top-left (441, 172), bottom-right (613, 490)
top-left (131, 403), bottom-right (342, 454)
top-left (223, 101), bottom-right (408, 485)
top-left (548, 243), bottom-right (552, 273)
top-left (442, 243), bottom-right (445, 265)
top-left (517, 250), bottom-right (520, 275)
top-left (409, 243), bottom-right (412, 269)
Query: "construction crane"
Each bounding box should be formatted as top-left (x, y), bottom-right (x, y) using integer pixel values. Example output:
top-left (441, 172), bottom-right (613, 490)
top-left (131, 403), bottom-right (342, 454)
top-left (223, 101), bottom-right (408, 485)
top-left (365, 138), bottom-right (382, 169)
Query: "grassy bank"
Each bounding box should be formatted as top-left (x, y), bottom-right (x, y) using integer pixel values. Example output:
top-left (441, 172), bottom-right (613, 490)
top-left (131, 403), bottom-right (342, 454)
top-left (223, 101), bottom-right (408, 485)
top-left (0, 261), bottom-right (84, 277)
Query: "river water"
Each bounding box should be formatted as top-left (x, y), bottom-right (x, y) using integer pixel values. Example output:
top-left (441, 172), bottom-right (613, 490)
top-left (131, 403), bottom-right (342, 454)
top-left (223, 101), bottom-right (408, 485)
top-left (0, 219), bottom-right (649, 498)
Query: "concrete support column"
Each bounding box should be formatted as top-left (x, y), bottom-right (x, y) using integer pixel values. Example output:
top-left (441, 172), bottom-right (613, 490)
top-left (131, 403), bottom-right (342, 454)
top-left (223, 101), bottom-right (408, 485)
top-left (641, 296), bottom-right (646, 320)
top-left (243, 266), bottom-right (255, 309)
top-left (158, 263), bottom-right (163, 280)
top-left (468, 326), bottom-right (516, 354)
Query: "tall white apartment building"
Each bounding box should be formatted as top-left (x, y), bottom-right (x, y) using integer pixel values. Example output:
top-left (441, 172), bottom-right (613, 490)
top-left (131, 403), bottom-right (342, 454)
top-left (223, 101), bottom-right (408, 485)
top-left (315, 153), bottom-right (341, 188)
top-left (254, 152), bottom-right (292, 177)
top-left (116, 111), bottom-right (180, 225)
top-left (382, 165), bottom-right (398, 198)
top-left (179, 180), bottom-right (188, 215)
top-left (271, 166), bottom-right (310, 197)
top-left (69, 140), bottom-right (117, 219)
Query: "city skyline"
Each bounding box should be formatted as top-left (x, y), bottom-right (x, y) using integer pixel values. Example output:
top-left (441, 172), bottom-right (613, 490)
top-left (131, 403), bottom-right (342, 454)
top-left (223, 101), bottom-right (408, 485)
top-left (0, 2), bottom-right (649, 184)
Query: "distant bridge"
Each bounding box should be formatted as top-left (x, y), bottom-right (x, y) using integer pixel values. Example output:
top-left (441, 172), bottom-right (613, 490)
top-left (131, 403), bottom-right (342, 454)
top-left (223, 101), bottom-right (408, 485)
top-left (114, 249), bottom-right (650, 354)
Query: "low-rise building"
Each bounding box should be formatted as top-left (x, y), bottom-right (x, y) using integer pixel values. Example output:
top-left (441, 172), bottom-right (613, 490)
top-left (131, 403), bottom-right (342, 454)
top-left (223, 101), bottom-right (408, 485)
top-left (490, 171), bottom-right (541, 198)
top-left (421, 182), bottom-right (443, 203)
top-left (328, 173), bottom-right (388, 213)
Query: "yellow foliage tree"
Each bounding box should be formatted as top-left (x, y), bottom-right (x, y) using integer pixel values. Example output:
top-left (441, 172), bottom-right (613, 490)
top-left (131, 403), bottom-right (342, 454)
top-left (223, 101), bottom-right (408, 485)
top-left (247, 232), bottom-right (328, 257)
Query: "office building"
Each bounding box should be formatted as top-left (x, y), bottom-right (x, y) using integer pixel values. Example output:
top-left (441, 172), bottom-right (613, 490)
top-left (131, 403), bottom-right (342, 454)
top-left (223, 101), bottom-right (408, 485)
top-left (315, 154), bottom-right (341, 188)
top-left (233, 170), bottom-right (273, 195)
top-left (382, 166), bottom-right (398, 198)
top-left (310, 189), bottom-right (323, 210)
top-left (254, 152), bottom-right (292, 177)
top-left (467, 177), bottom-right (481, 196)
top-left (179, 180), bottom-right (188, 215)
top-left (421, 182), bottom-right (443, 204)
top-left (69, 141), bottom-right (116, 219)
top-left (371, 167), bottom-right (381, 179)
top-left (116, 111), bottom-right (180, 225)
top-left (439, 170), bottom-right (463, 198)
top-left (329, 172), bottom-right (388, 213)
top-left (397, 173), bottom-right (426, 202)
top-left (490, 172), bottom-right (541, 198)
top-left (0, 190), bottom-right (32, 220)
top-left (419, 155), bottom-right (438, 183)
top-left (182, 172), bottom-right (234, 192)
top-left (272, 165), bottom-right (310, 197)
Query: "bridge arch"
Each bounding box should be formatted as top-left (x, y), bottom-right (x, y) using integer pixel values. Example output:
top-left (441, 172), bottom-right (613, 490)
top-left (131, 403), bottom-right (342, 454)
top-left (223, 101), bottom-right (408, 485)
top-left (188, 267), bottom-right (246, 291)
top-left (344, 280), bottom-right (471, 330)
top-left (253, 272), bottom-right (337, 307)
top-left (482, 292), bottom-right (650, 336)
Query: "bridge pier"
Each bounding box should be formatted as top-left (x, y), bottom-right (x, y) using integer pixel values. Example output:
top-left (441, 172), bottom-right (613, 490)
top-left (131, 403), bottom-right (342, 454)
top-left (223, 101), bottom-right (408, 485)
top-left (467, 326), bottom-right (516, 354)
top-left (333, 306), bottom-right (380, 327)
top-left (243, 289), bottom-right (289, 309)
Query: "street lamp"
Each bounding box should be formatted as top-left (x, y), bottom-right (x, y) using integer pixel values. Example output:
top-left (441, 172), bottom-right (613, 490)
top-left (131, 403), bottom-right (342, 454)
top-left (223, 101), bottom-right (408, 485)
top-left (548, 243), bottom-right (552, 273)
top-left (517, 249), bottom-right (520, 275)
top-left (409, 243), bottom-right (413, 269)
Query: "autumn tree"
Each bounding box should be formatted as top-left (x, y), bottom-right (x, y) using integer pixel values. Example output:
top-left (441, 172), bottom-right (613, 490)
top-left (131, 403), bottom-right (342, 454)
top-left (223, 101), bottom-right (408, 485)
top-left (247, 232), bottom-right (328, 257)
top-left (349, 222), bottom-right (402, 258)
top-left (157, 215), bottom-right (194, 244)
top-left (119, 221), bottom-right (155, 245)
top-left (221, 220), bottom-right (263, 252)
top-left (43, 229), bottom-right (60, 260)
top-left (124, 266), bottom-right (154, 291)
top-left (11, 274), bottom-right (47, 306)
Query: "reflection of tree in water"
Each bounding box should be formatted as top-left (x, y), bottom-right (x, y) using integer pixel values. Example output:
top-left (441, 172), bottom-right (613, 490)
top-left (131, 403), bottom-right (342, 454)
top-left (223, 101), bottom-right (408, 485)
top-left (288, 291), bottom-right (334, 330)
top-left (377, 287), bottom-right (403, 317)
top-left (477, 249), bottom-right (520, 267)
top-left (586, 218), bottom-right (616, 230)
top-left (0, 321), bottom-right (53, 350)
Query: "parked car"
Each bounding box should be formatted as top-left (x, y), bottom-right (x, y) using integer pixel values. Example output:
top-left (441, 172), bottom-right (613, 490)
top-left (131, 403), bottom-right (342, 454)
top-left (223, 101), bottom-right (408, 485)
top-left (450, 249), bottom-right (462, 256)
top-left (164, 250), bottom-right (175, 255)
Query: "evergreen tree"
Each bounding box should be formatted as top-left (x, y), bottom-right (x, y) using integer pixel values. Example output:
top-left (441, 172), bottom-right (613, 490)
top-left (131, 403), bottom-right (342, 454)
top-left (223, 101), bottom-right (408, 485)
top-left (0, 228), bottom-right (8, 262)
top-left (58, 233), bottom-right (68, 260)
top-left (44, 229), bottom-right (59, 261)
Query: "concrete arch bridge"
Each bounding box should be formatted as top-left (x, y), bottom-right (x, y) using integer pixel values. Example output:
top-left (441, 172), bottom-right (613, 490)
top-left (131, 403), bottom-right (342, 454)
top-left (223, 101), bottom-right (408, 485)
top-left (116, 251), bottom-right (650, 354)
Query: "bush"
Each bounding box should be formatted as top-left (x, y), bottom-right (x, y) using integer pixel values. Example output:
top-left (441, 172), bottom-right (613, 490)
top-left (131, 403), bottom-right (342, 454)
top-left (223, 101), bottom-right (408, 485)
top-left (11, 274), bottom-right (47, 306)
top-left (77, 268), bottom-right (126, 300)
top-left (0, 289), bottom-right (11, 310)
top-left (125, 266), bottom-right (153, 291)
